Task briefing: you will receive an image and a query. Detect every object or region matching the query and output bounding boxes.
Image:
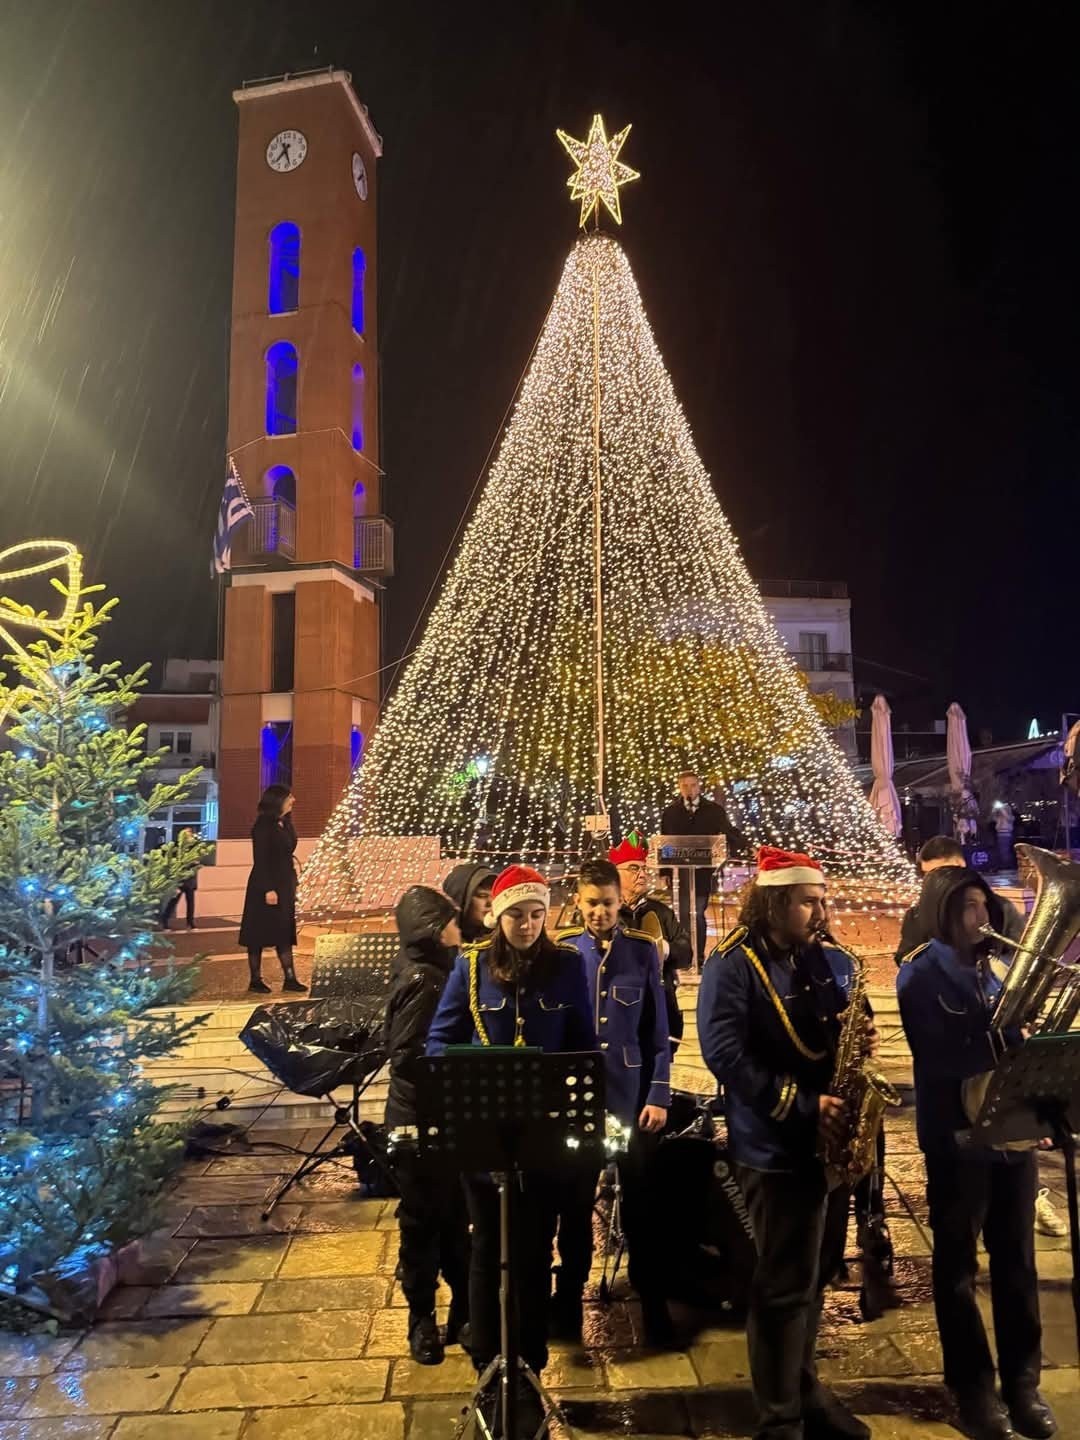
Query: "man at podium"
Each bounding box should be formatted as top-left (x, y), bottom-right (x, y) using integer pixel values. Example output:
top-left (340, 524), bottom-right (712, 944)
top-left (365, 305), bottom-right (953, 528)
top-left (660, 770), bottom-right (748, 958)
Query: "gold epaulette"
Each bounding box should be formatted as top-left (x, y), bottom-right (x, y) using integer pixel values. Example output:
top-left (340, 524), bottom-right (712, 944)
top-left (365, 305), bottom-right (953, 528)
top-left (623, 926), bottom-right (655, 944)
top-left (555, 926), bottom-right (584, 941)
top-left (714, 924), bottom-right (748, 958)
top-left (899, 941), bottom-right (930, 967)
top-left (463, 937), bottom-right (492, 953)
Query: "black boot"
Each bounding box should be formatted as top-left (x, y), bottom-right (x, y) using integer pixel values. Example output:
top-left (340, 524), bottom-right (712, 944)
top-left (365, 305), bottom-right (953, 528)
top-left (803, 1384), bottom-right (871, 1439)
top-left (640, 1294), bottom-right (677, 1350)
top-left (1003, 1385), bottom-right (1056, 1439)
top-left (408, 1312), bottom-right (444, 1365)
top-left (954, 1387), bottom-right (1016, 1440)
top-left (247, 953), bottom-right (271, 994)
top-left (443, 1296), bottom-right (471, 1352)
top-left (280, 955), bottom-right (307, 993)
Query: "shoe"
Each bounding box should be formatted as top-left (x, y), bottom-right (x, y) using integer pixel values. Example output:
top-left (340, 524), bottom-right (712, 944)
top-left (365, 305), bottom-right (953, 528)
top-left (641, 1295), bottom-right (677, 1350)
top-left (1034, 1188), bottom-right (1067, 1238)
top-left (548, 1288), bottom-right (583, 1342)
top-left (1003, 1386), bottom-right (1057, 1439)
top-left (281, 975), bottom-right (308, 993)
top-left (407, 1312), bottom-right (444, 1366)
top-left (803, 1385), bottom-right (871, 1440)
top-left (955, 1387), bottom-right (1016, 1440)
top-left (443, 1298), bottom-right (471, 1351)
top-left (246, 978), bottom-right (272, 994)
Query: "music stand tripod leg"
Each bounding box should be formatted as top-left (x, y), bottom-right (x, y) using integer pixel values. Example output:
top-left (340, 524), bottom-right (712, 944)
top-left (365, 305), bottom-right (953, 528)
top-left (1050, 1114), bottom-right (1080, 1359)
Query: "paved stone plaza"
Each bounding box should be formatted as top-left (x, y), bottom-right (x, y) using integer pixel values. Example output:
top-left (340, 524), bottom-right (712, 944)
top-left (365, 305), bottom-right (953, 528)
top-left (0, 1103), bottom-right (1075, 1440)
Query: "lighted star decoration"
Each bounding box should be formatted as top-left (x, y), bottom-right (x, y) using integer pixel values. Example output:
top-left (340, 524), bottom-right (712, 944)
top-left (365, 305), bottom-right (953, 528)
top-left (556, 114), bottom-right (640, 228)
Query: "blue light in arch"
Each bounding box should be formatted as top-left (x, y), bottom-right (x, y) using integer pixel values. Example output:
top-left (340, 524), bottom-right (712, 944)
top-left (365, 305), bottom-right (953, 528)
top-left (265, 464), bottom-right (296, 506)
top-left (351, 363), bottom-right (364, 451)
top-left (268, 222), bottom-right (300, 314)
top-left (266, 342), bottom-right (298, 435)
top-left (351, 727), bottom-right (364, 769)
top-left (352, 248), bottom-right (366, 334)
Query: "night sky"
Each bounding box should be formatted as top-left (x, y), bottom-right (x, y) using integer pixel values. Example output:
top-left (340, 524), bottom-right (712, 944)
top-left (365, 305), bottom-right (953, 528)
top-left (0, 2), bottom-right (1075, 742)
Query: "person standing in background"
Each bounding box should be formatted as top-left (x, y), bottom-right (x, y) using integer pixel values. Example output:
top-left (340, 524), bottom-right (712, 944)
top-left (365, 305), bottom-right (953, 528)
top-left (660, 770), bottom-right (748, 959)
top-left (239, 784), bottom-right (307, 994)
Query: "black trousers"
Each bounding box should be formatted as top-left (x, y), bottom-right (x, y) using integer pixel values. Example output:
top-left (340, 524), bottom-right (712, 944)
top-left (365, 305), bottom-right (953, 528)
top-left (924, 1146), bottom-right (1041, 1395)
top-left (162, 882), bottom-right (196, 927)
top-left (735, 1164), bottom-right (850, 1440)
top-left (675, 867), bottom-right (712, 961)
top-left (394, 1148), bottom-right (470, 1319)
top-left (556, 1129), bottom-right (665, 1301)
top-left (464, 1173), bottom-right (559, 1375)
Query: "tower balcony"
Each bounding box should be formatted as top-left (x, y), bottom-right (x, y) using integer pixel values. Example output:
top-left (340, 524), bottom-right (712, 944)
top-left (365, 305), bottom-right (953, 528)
top-left (354, 515), bottom-right (395, 578)
top-left (234, 497), bottom-right (296, 565)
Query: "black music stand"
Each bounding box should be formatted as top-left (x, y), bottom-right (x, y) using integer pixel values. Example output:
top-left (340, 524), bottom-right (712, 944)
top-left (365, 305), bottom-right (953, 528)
top-left (415, 1048), bottom-right (607, 1440)
top-left (968, 1032), bottom-right (1080, 1355)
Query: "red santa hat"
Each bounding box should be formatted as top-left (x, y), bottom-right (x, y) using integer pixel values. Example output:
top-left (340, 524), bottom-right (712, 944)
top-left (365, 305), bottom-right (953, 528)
top-left (490, 864), bottom-right (551, 922)
top-left (608, 830), bottom-right (648, 866)
top-left (754, 845), bottom-right (826, 887)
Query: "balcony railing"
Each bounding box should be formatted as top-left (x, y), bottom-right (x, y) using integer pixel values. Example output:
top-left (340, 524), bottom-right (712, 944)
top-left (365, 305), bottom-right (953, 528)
top-left (234, 498), bottom-right (296, 564)
top-left (760, 579), bottom-right (849, 599)
top-left (789, 650), bottom-right (851, 673)
top-left (354, 515), bottom-right (395, 578)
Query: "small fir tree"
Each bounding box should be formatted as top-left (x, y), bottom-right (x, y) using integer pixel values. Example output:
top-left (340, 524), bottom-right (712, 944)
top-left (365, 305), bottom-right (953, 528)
top-left (0, 567), bottom-right (210, 1307)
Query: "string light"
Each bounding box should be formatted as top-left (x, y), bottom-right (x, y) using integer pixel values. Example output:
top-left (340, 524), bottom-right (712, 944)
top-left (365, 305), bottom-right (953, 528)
top-left (302, 227), bottom-right (915, 919)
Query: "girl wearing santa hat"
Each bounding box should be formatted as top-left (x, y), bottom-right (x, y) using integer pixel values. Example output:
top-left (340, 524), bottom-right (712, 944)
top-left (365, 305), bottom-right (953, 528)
top-left (426, 865), bottom-right (595, 1421)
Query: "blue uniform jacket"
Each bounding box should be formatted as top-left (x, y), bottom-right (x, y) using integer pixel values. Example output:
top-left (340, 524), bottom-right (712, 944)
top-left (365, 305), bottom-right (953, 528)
top-left (698, 926), bottom-right (855, 1172)
top-left (426, 939), bottom-right (596, 1055)
top-left (556, 925), bottom-right (672, 1125)
top-left (896, 939), bottom-right (1017, 1154)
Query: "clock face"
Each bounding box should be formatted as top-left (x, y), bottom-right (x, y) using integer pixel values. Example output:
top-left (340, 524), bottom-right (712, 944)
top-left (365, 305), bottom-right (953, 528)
top-left (266, 130), bottom-right (308, 173)
top-left (352, 152), bottom-right (368, 200)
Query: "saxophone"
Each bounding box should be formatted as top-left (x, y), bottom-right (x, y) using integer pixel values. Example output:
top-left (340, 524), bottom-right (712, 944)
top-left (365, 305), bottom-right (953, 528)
top-left (819, 950), bottom-right (901, 1189)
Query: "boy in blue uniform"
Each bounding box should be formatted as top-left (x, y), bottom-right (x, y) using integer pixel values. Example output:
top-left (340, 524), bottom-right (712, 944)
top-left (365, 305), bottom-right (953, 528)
top-left (698, 846), bottom-right (871, 1440)
top-left (555, 858), bottom-right (673, 1346)
top-left (897, 868), bottom-right (1055, 1440)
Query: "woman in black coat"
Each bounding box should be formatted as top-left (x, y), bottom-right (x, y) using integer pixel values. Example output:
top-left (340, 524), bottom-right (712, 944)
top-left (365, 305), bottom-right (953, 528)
top-left (239, 784), bottom-right (306, 993)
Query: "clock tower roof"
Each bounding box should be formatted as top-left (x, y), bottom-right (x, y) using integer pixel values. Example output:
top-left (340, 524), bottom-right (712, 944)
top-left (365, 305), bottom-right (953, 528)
top-left (234, 66), bottom-right (382, 157)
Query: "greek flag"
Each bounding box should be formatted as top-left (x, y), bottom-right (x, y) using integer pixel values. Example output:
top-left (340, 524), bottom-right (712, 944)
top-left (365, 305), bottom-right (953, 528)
top-left (211, 460), bottom-right (254, 576)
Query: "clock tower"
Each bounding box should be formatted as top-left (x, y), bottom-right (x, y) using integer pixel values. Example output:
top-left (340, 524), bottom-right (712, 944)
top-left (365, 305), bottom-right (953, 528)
top-left (219, 68), bottom-right (390, 841)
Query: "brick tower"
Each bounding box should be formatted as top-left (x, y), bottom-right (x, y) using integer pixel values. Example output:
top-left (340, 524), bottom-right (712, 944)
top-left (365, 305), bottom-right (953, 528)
top-left (219, 69), bottom-right (391, 840)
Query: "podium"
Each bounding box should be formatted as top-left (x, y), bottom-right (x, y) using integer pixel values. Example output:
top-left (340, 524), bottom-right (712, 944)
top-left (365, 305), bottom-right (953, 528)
top-left (968, 1032), bottom-right (1080, 1357)
top-left (650, 834), bottom-right (728, 967)
top-left (414, 1048), bottom-right (607, 1440)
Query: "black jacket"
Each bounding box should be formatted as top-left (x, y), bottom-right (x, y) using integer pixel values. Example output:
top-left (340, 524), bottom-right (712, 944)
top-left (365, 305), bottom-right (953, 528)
top-left (383, 886), bottom-right (458, 1128)
top-left (442, 862), bottom-right (496, 942)
top-left (894, 869), bottom-right (1023, 965)
top-left (238, 814), bottom-right (297, 950)
top-left (659, 797), bottom-right (749, 857)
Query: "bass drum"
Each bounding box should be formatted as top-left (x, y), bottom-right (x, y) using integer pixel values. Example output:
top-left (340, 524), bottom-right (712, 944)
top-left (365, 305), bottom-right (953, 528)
top-left (651, 1097), bottom-right (756, 1311)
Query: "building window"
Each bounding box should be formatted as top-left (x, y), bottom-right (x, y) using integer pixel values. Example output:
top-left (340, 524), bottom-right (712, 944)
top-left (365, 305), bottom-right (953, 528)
top-left (176, 731), bottom-right (192, 756)
top-left (352, 248), bottom-right (366, 335)
top-left (271, 592), bottom-right (295, 692)
top-left (351, 726), bottom-right (364, 769)
top-left (268, 222), bottom-right (300, 314)
top-left (159, 731), bottom-right (174, 752)
top-left (261, 722), bottom-right (293, 792)
top-left (265, 342), bottom-right (298, 436)
top-left (351, 363), bottom-right (364, 451)
top-left (265, 464), bottom-right (296, 507)
top-left (798, 632), bottom-right (828, 668)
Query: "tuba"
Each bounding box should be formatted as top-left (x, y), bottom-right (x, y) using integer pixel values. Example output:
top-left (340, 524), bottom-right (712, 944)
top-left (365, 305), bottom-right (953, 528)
top-left (820, 951), bottom-right (901, 1189)
top-left (638, 908), bottom-right (665, 950)
top-left (981, 845), bottom-right (1080, 1035)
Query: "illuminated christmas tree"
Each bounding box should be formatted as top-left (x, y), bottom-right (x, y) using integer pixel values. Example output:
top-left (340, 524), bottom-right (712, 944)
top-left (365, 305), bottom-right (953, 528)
top-left (302, 117), bottom-right (911, 913)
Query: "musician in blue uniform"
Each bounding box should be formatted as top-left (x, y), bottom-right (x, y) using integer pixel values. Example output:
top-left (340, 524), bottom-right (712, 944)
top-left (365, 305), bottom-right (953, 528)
top-left (555, 858), bottom-right (674, 1346)
top-left (897, 868), bottom-right (1055, 1440)
top-left (698, 845), bottom-right (871, 1440)
top-left (426, 865), bottom-right (595, 1430)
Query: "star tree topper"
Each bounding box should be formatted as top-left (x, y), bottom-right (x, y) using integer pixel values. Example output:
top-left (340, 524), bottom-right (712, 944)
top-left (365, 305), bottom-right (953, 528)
top-left (556, 114), bottom-right (640, 228)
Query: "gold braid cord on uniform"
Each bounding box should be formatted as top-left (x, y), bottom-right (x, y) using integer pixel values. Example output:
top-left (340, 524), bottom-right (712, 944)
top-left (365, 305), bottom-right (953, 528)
top-left (467, 947), bottom-right (491, 1047)
top-left (741, 939), bottom-right (827, 1063)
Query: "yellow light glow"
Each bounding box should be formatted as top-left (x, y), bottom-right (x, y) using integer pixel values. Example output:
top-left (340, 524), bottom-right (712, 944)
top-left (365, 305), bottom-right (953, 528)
top-left (300, 233), bottom-right (915, 920)
top-left (556, 114), bottom-right (640, 228)
top-left (0, 540), bottom-right (83, 662)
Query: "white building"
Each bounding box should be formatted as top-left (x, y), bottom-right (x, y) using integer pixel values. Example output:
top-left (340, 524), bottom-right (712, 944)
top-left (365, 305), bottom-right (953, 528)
top-left (759, 580), bottom-right (857, 756)
top-left (128, 659), bottom-right (221, 848)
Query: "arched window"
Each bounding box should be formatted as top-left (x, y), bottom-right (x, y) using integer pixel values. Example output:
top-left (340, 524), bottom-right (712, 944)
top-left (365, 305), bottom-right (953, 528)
top-left (352, 248), bottom-right (366, 335)
top-left (352, 480), bottom-right (365, 516)
top-left (265, 465), bottom-right (296, 507)
top-left (351, 363), bottom-right (364, 451)
top-left (266, 342), bottom-right (298, 436)
top-left (268, 223), bottom-right (300, 314)
top-left (351, 726), bottom-right (364, 769)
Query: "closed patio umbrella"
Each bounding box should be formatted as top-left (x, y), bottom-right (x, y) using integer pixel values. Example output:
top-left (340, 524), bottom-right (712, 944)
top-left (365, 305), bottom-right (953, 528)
top-left (868, 694), bottom-right (902, 837)
top-left (946, 701), bottom-right (977, 843)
